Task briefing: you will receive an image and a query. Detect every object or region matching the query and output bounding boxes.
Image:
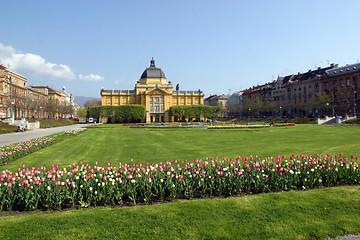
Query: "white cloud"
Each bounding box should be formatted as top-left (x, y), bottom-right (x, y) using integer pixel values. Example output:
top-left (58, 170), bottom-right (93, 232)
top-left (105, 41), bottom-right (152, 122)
top-left (78, 74), bottom-right (104, 82)
top-left (0, 42), bottom-right (76, 80)
top-left (114, 80), bottom-right (120, 85)
top-left (0, 42), bottom-right (104, 82)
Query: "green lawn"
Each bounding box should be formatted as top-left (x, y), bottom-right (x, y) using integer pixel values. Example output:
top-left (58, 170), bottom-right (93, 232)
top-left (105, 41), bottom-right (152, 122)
top-left (1, 124), bottom-right (360, 239)
top-left (0, 186), bottom-right (359, 239)
top-left (2, 124), bottom-right (360, 171)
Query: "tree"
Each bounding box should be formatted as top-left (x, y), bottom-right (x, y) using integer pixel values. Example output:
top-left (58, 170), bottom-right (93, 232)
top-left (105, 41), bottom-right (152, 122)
top-left (260, 98), bottom-right (273, 117)
top-left (84, 99), bottom-right (101, 108)
top-left (313, 92), bottom-right (330, 116)
top-left (77, 108), bottom-right (87, 117)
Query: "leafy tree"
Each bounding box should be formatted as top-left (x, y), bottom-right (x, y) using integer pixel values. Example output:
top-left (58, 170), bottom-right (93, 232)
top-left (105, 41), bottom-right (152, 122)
top-left (170, 105), bottom-right (219, 121)
top-left (88, 105), bottom-right (145, 123)
top-left (77, 108), bottom-right (87, 117)
top-left (313, 92), bottom-right (330, 116)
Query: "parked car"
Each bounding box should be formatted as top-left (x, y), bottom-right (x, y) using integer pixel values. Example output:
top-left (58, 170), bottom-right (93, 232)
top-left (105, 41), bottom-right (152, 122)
top-left (88, 118), bottom-right (94, 123)
top-left (17, 125), bottom-right (25, 132)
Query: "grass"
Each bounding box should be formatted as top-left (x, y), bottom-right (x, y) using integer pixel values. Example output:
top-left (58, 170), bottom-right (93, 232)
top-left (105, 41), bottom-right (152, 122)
top-left (0, 186), bottom-right (359, 239)
top-left (1, 124), bottom-right (360, 239)
top-left (2, 124), bottom-right (360, 171)
top-left (30, 119), bottom-right (78, 128)
top-left (0, 121), bottom-right (17, 134)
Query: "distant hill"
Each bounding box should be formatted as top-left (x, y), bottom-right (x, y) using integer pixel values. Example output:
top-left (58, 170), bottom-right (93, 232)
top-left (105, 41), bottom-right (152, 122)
top-left (74, 96), bottom-right (101, 107)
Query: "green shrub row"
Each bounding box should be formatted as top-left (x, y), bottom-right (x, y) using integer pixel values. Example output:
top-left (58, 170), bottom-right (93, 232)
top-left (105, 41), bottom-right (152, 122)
top-left (89, 105), bottom-right (146, 123)
top-left (169, 105), bottom-right (220, 121)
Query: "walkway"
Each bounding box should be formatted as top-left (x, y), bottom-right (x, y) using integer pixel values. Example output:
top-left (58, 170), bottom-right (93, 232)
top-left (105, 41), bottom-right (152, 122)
top-left (0, 124), bottom-right (91, 147)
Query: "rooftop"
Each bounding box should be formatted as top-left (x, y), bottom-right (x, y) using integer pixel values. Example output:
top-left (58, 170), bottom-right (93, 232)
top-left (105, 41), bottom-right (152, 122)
top-left (140, 58), bottom-right (166, 79)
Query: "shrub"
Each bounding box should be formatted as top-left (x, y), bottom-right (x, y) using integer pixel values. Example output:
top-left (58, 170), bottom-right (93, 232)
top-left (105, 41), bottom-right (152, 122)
top-left (89, 105), bottom-right (146, 123)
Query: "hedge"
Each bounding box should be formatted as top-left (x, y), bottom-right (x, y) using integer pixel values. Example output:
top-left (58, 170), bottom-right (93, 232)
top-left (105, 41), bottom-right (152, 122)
top-left (169, 105), bottom-right (219, 121)
top-left (88, 105), bottom-right (146, 123)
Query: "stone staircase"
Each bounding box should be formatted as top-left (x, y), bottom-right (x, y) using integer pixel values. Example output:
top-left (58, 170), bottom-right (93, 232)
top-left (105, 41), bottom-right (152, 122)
top-left (317, 115), bottom-right (357, 125)
top-left (3, 118), bottom-right (40, 130)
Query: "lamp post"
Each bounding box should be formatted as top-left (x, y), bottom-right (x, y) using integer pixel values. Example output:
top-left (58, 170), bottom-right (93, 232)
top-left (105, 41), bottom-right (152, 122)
top-left (279, 106), bottom-right (282, 117)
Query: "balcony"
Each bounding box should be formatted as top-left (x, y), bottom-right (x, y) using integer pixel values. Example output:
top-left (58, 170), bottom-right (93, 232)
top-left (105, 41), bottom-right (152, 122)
top-left (148, 110), bottom-right (166, 114)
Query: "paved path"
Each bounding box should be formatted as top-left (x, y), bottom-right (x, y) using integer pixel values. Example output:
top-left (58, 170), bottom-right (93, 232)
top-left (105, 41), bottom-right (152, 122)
top-left (0, 124), bottom-right (91, 147)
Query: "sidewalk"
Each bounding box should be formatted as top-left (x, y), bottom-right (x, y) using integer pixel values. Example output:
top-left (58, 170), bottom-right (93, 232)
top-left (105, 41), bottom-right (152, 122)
top-left (0, 124), bottom-right (91, 147)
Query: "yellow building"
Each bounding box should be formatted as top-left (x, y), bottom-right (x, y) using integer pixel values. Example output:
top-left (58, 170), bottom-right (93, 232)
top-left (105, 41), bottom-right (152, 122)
top-left (101, 59), bottom-right (204, 122)
top-left (0, 65), bottom-right (29, 118)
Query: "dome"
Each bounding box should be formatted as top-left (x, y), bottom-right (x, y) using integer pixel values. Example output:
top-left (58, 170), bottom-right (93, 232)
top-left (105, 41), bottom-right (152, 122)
top-left (140, 58), bottom-right (166, 79)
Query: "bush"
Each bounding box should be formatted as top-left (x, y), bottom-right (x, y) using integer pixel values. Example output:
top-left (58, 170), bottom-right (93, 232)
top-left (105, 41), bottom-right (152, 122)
top-left (170, 105), bottom-right (219, 121)
top-left (89, 105), bottom-right (146, 123)
top-left (0, 122), bottom-right (17, 134)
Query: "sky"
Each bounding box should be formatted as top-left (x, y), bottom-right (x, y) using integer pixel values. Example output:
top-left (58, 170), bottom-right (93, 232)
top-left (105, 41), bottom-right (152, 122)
top-left (1, 0), bottom-right (360, 98)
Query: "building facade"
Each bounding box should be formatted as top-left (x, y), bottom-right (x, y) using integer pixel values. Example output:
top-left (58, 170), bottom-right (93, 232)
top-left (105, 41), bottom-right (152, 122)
top-left (240, 62), bottom-right (360, 118)
top-left (323, 63), bottom-right (360, 116)
top-left (0, 65), bottom-right (32, 119)
top-left (101, 59), bottom-right (204, 122)
top-left (0, 64), bottom-right (76, 119)
top-left (240, 64), bottom-right (344, 117)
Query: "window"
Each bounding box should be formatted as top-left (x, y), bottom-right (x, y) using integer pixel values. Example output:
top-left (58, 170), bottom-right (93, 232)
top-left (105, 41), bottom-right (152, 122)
top-left (346, 78), bottom-right (350, 87)
top-left (161, 103), bottom-right (164, 111)
top-left (155, 103), bottom-right (159, 111)
top-left (340, 79), bottom-right (343, 88)
top-left (155, 97), bottom-right (159, 102)
top-left (150, 97), bottom-right (153, 102)
top-left (150, 103), bottom-right (153, 111)
top-left (161, 97), bottom-right (164, 102)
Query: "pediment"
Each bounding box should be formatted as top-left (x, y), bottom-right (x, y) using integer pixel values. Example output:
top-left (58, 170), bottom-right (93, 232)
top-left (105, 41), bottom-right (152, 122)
top-left (147, 87), bottom-right (168, 95)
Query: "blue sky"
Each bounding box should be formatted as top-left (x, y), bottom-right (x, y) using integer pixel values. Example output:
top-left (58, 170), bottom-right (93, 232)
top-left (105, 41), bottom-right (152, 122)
top-left (1, 0), bottom-right (360, 98)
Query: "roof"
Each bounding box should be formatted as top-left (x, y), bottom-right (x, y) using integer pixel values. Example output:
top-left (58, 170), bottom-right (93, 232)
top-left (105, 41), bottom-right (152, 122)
top-left (0, 65), bottom-right (6, 70)
top-left (291, 66), bottom-right (333, 82)
top-left (101, 89), bottom-right (136, 94)
top-left (47, 87), bottom-right (58, 93)
top-left (140, 58), bottom-right (166, 79)
top-left (326, 62), bottom-right (360, 77)
top-left (204, 95), bottom-right (218, 102)
top-left (173, 90), bottom-right (203, 94)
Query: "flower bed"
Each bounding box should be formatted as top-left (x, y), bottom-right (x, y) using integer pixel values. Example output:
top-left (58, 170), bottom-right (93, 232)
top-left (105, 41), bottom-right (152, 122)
top-left (63, 128), bottom-right (87, 136)
top-left (0, 137), bottom-right (56, 166)
top-left (0, 154), bottom-right (359, 211)
top-left (208, 125), bottom-right (270, 129)
top-left (273, 123), bottom-right (295, 127)
top-left (126, 123), bottom-right (204, 128)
